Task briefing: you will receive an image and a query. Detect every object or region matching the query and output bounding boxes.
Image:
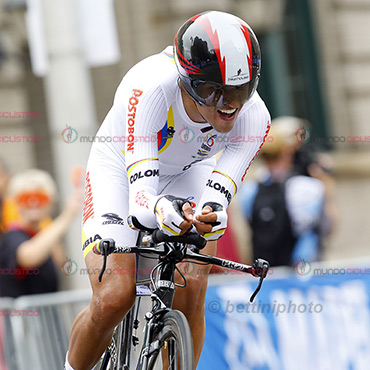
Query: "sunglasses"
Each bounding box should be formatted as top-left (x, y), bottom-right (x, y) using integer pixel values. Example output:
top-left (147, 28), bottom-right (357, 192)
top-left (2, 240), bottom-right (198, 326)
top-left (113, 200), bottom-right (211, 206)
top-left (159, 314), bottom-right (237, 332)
top-left (190, 80), bottom-right (256, 107)
top-left (16, 191), bottom-right (51, 209)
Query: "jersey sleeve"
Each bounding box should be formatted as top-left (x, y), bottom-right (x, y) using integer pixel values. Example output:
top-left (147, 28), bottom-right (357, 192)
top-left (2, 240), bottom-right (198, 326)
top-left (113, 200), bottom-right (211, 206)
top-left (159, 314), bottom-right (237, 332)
top-left (195, 100), bottom-right (270, 214)
top-left (123, 85), bottom-right (168, 229)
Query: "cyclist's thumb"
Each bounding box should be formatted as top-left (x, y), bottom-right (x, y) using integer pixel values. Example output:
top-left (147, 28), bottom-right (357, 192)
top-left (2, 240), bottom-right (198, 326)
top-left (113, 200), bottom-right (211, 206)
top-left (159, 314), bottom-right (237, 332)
top-left (182, 202), bottom-right (193, 221)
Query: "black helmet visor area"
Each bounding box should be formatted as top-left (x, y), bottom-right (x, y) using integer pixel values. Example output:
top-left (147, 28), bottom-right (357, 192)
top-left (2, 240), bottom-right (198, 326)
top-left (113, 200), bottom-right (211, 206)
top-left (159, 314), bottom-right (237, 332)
top-left (186, 78), bottom-right (259, 107)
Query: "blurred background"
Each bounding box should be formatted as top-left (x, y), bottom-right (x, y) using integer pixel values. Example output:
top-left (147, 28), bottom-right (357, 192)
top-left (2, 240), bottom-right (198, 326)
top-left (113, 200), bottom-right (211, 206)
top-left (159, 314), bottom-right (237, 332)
top-left (0, 0), bottom-right (369, 369)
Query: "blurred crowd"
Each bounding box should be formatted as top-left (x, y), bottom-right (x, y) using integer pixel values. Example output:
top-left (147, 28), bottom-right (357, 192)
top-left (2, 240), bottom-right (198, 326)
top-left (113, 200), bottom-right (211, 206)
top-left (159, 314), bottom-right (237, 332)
top-left (0, 162), bottom-right (84, 298)
top-left (0, 117), bottom-right (338, 296)
top-left (0, 116), bottom-right (338, 368)
top-left (217, 116), bottom-right (337, 270)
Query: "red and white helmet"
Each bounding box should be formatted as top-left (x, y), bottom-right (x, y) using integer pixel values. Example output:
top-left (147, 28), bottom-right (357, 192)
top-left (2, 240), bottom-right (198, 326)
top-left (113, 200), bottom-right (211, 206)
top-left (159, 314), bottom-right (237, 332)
top-left (174, 11), bottom-right (261, 107)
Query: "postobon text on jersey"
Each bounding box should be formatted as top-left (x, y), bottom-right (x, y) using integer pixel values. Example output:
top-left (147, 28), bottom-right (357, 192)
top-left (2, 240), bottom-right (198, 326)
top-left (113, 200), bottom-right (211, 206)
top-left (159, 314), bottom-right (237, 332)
top-left (127, 89), bottom-right (143, 153)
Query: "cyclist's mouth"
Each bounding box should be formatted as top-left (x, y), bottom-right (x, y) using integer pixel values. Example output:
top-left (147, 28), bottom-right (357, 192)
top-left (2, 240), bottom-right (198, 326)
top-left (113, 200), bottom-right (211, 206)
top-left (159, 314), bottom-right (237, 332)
top-left (217, 107), bottom-right (238, 121)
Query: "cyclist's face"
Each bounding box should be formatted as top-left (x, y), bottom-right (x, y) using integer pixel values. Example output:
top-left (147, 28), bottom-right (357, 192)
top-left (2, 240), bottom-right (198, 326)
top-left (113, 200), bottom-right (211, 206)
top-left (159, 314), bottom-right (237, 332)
top-left (196, 99), bottom-right (242, 133)
top-left (181, 82), bottom-right (243, 133)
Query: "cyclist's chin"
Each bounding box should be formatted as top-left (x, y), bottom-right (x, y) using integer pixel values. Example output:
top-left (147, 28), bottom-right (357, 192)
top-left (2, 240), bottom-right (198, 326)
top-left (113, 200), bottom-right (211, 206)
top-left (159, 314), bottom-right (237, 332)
top-left (211, 113), bottom-right (238, 133)
top-left (197, 104), bottom-right (241, 133)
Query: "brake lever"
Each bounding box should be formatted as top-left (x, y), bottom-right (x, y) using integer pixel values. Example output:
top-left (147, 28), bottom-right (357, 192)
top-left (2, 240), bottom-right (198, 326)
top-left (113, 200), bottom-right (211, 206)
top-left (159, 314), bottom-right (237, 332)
top-left (249, 276), bottom-right (264, 303)
top-left (98, 246), bottom-right (108, 283)
top-left (94, 238), bottom-right (116, 282)
top-left (249, 258), bottom-right (270, 302)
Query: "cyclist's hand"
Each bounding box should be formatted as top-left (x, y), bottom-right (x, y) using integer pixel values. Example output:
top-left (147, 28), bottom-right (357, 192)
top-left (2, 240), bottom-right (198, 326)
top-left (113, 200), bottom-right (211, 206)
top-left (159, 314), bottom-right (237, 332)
top-left (155, 195), bottom-right (193, 236)
top-left (194, 202), bottom-right (227, 241)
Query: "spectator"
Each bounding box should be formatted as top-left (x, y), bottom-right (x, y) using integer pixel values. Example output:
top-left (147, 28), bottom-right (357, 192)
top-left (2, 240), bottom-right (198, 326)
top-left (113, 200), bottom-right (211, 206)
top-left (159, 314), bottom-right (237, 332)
top-left (0, 158), bottom-right (10, 370)
top-left (0, 169), bottom-right (83, 298)
top-left (0, 158), bottom-right (10, 234)
top-left (238, 117), bottom-right (333, 267)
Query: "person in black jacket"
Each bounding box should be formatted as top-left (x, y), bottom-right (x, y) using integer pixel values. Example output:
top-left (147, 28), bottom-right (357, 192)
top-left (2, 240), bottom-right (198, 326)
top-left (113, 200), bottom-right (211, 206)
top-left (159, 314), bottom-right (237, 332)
top-left (238, 117), bottom-right (334, 267)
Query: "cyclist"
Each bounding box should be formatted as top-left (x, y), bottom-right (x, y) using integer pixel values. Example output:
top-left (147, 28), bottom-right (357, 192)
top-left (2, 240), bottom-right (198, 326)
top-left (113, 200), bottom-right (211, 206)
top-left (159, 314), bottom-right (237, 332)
top-left (65, 10), bottom-right (270, 370)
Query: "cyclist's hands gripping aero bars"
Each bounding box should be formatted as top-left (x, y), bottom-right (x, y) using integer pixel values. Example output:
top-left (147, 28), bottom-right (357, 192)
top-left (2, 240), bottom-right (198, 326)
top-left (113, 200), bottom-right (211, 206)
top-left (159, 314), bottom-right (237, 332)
top-left (92, 231), bottom-right (207, 282)
top-left (150, 229), bottom-right (207, 249)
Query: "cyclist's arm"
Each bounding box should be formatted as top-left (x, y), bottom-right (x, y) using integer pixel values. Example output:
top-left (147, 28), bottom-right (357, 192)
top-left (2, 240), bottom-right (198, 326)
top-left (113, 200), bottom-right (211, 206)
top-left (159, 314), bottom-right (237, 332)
top-left (194, 101), bottom-right (271, 238)
top-left (123, 85), bottom-right (168, 229)
top-left (197, 103), bottom-right (270, 211)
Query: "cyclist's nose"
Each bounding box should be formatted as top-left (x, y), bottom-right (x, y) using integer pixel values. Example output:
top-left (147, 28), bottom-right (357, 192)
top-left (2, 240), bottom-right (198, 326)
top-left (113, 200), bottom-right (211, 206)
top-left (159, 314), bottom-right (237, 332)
top-left (227, 99), bottom-right (239, 108)
top-left (222, 90), bottom-right (240, 107)
top-left (217, 93), bottom-right (239, 109)
top-left (222, 96), bottom-right (239, 108)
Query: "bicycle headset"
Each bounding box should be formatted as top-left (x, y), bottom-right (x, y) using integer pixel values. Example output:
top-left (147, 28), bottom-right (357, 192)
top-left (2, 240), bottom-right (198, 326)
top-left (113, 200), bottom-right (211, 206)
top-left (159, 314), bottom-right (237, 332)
top-left (174, 10), bottom-right (261, 108)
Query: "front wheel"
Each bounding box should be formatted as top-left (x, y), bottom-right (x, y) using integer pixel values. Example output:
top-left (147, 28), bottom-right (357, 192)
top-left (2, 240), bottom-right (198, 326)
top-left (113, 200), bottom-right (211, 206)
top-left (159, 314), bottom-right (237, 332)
top-left (147, 310), bottom-right (194, 370)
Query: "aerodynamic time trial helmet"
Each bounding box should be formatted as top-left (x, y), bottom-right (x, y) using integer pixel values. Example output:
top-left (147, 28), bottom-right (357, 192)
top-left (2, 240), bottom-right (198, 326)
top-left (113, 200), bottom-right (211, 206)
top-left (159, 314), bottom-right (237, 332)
top-left (174, 11), bottom-right (261, 107)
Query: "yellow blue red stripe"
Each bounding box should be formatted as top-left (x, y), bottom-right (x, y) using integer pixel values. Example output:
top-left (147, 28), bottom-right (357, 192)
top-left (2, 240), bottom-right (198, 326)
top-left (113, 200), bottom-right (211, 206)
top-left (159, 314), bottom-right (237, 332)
top-left (83, 242), bottom-right (96, 258)
top-left (161, 51), bottom-right (175, 63)
top-left (155, 207), bottom-right (180, 235)
top-left (157, 106), bottom-right (175, 154)
top-left (126, 158), bottom-right (159, 176)
top-left (212, 170), bottom-right (237, 195)
top-left (204, 228), bottom-right (227, 239)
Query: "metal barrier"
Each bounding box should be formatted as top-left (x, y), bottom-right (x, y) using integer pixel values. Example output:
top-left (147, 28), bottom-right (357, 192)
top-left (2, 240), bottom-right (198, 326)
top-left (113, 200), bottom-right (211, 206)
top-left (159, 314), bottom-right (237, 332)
top-left (0, 289), bottom-right (91, 370)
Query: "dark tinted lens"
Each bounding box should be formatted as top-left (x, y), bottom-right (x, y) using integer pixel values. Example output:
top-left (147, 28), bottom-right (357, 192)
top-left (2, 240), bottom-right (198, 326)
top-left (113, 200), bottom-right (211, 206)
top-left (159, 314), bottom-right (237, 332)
top-left (192, 81), bottom-right (221, 99)
top-left (191, 80), bottom-right (253, 107)
top-left (222, 83), bottom-right (251, 105)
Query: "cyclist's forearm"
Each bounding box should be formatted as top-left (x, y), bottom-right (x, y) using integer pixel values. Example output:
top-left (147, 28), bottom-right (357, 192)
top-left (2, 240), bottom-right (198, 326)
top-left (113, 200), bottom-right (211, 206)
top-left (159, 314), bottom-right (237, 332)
top-left (128, 186), bottom-right (160, 229)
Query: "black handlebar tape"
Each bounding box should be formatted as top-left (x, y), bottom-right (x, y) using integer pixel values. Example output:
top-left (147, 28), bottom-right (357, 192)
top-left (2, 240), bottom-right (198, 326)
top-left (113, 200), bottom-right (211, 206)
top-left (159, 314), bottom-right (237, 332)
top-left (151, 229), bottom-right (207, 249)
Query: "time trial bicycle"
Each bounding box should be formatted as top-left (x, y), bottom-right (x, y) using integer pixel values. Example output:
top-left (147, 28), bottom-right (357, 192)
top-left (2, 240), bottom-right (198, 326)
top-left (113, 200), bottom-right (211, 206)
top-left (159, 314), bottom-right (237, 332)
top-left (94, 222), bottom-right (269, 370)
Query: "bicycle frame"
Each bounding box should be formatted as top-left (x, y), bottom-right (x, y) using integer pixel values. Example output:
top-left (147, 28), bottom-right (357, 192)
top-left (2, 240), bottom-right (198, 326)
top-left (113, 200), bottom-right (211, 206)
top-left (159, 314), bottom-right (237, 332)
top-left (97, 232), bottom-right (269, 370)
